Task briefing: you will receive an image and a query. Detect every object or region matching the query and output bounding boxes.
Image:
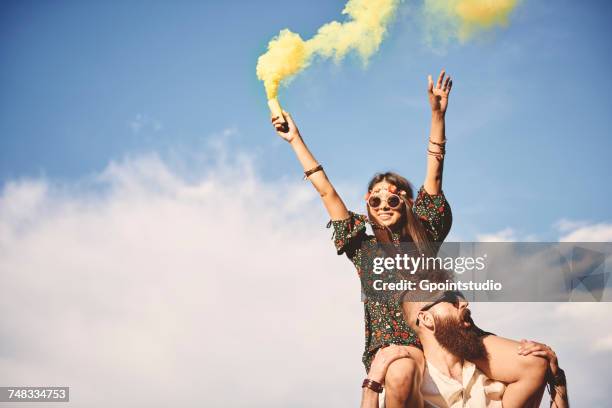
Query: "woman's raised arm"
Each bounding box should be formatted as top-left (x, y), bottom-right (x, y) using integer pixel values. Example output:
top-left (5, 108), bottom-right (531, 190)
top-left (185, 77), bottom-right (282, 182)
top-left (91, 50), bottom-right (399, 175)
top-left (424, 69), bottom-right (452, 195)
top-left (271, 111), bottom-right (349, 221)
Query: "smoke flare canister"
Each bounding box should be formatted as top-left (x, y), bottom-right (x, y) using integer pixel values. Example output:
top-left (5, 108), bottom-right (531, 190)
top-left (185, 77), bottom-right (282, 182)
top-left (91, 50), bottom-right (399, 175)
top-left (268, 98), bottom-right (288, 132)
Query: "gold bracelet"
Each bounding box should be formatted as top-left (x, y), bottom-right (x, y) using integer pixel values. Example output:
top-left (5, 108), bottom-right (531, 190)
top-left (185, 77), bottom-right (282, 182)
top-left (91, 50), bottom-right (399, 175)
top-left (303, 164), bottom-right (323, 180)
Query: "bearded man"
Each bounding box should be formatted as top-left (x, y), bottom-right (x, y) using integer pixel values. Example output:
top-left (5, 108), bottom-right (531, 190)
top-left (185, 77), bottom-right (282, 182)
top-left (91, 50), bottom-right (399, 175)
top-left (360, 289), bottom-right (569, 408)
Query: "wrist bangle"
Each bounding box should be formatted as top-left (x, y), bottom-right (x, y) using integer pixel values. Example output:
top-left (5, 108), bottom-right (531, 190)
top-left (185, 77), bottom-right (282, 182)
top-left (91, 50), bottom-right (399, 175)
top-left (303, 164), bottom-right (323, 180)
top-left (429, 139), bottom-right (446, 148)
top-left (362, 378), bottom-right (384, 393)
top-left (427, 149), bottom-right (445, 159)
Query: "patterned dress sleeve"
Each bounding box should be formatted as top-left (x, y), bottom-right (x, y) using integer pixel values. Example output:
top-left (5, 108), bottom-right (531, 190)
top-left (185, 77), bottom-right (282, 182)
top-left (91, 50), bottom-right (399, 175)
top-left (326, 211), bottom-right (368, 260)
top-left (413, 186), bottom-right (452, 242)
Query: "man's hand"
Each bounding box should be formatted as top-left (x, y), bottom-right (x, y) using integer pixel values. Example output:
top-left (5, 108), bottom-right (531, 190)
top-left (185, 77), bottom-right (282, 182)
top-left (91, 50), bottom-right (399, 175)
top-left (428, 69), bottom-right (452, 115)
top-left (368, 345), bottom-right (413, 383)
top-left (518, 339), bottom-right (560, 376)
top-left (271, 110), bottom-right (300, 143)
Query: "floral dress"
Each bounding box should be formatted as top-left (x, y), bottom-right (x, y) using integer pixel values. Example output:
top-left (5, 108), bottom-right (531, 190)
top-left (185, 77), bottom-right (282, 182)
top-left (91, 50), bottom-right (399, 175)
top-left (327, 186), bottom-right (452, 372)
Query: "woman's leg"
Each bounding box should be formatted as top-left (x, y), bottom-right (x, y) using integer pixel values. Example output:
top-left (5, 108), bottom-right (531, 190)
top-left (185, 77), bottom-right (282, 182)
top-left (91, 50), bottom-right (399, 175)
top-left (384, 345), bottom-right (425, 408)
top-left (471, 335), bottom-right (548, 408)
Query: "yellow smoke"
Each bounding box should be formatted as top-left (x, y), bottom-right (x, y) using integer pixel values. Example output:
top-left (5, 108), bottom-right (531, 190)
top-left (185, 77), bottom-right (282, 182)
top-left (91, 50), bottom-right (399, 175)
top-left (424, 0), bottom-right (520, 43)
top-left (256, 0), bottom-right (400, 101)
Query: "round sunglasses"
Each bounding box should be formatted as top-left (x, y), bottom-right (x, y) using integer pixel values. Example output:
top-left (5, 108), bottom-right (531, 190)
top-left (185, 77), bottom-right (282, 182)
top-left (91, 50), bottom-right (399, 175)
top-left (416, 291), bottom-right (466, 326)
top-left (367, 193), bottom-right (403, 209)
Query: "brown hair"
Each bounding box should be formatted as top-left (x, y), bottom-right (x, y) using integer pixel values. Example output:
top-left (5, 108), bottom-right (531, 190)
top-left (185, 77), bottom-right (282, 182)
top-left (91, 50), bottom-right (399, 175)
top-left (367, 172), bottom-right (435, 257)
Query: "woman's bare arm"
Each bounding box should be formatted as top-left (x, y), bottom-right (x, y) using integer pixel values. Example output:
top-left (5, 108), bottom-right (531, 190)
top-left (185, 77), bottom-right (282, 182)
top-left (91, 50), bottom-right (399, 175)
top-left (272, 111), bottom-right (349, 221)
top-left (424, 70), bottom-right (452, 195)
top-left (519, 340), bottom-right (569, 408)
top-left (360, 345), bottom-right (416, 408)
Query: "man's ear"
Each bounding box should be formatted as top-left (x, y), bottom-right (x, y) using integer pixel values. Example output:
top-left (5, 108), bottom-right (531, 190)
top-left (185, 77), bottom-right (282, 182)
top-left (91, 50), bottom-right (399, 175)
top-left (419, 311), bottom-right (435, 330)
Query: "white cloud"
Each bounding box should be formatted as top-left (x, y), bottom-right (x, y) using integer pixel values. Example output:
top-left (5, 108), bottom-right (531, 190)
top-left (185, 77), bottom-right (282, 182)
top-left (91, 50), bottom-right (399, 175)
top-left (593, 335), bottom-right (612, 352)
top-left (476, 228), bottom-right (540, 243)
top-left (470, 301), bottom-right (612, 407)
top-left (553, 303), bottom-right (612, 356)
top-left (0, 179), bottom-right (47, 245)
top-left (478, 219), bottom-right (612, 243)
top-left (554, 218), bottom-right (589, 233)
top-left (558, 221), bottom-right (612, 242)
top-left (476, 227), bottom-right (516, 242)
top-left (1, 138), bottom-right (610, 407)
top-left (0, 140), bottom-right (366, 407)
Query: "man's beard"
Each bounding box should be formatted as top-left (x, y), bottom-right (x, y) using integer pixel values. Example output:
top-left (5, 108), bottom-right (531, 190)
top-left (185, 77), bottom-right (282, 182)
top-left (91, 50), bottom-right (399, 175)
top-left (433, 308), bottom-right (488, 361)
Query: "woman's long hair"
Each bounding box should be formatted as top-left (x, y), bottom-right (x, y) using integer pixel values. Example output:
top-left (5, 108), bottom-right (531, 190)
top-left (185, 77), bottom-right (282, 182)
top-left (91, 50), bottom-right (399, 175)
top-left (367, 172), bottom-right (436, 258)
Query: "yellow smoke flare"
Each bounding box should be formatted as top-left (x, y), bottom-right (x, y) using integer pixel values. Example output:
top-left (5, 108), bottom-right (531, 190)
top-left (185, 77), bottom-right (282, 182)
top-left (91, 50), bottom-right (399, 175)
top-left (424, 0), bottom-right (520, 43)
top-left (256, 0), bottom-right (400, 121)
top-left (256, 29), bottom-right (309, 101)
top-left (455, 0), bottom-right (518, 39)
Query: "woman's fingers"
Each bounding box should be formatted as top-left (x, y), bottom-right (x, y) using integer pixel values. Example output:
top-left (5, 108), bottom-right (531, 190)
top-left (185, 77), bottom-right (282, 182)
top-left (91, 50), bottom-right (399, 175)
top-left (282, 110), bottom-right (296, 130)
top-left (436, 69), bottom-right (445, 89)
top-left (519, 342), bottom-right (550, 355)
top-left (443, 76), bottom-right (451, 91)
top-left (518, 340), bottom-right (535, 353)
top-left (271, 115), bottom-right (287, 129)
top-left (427, 75), bottom-right (434, 92)
top-left (519, 346), bottom-right (541, 355)
top-left (527, 351), bottom-right (550, 358)
top-left (447, 79), bottom-right (453, 94)
top-left (520, 342), bottom-right (542, 350)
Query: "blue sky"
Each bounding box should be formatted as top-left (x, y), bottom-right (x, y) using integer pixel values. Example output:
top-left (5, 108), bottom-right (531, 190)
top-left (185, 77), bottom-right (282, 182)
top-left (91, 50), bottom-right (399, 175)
top-left (1, 2), bottom-right (612, 406)
top-left (2, 1), bottom-right (611, 241)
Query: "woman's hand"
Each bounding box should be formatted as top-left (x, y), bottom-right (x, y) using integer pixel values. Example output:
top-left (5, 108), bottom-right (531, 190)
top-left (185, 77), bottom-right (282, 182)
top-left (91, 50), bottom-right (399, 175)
top-left (518, 339), bottom-right (560, 375)
top-left (271, 110), bottom-right (300, 143)
top-left (368, 345), bottom-right (413, 383)
top-left (428, 69), bottom-right (452, 115)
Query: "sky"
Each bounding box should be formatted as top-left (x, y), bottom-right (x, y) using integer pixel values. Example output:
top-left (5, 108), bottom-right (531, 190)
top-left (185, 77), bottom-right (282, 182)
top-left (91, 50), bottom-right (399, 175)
top-left (1, 1), bottom-right (612, 407)
top-left (2, 0), bottom-right (612, 240)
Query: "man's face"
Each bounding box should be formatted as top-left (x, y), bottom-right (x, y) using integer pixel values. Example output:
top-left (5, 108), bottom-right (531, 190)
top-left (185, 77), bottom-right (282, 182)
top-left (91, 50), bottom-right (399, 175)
top-left (430, 302), bottom-right (488, 361)
top-left (432, 299), bottom-right (472, 328)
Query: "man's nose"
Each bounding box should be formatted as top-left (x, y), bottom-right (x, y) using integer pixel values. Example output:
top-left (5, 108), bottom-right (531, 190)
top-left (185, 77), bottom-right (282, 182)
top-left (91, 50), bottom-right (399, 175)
top-left (459, 300), bottom-right (469, 309)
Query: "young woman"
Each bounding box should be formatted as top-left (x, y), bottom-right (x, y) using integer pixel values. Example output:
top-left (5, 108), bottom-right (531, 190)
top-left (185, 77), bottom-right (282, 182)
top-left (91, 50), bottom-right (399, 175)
top-left (271, 70), bottom-right (549, 408)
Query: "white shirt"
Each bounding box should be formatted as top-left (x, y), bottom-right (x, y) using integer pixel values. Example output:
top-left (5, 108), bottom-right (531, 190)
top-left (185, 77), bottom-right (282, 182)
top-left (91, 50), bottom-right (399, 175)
top-left (420, 360), bottom-right (505, 408)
